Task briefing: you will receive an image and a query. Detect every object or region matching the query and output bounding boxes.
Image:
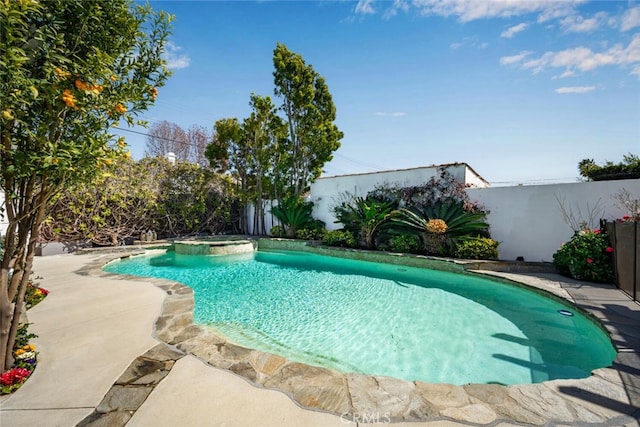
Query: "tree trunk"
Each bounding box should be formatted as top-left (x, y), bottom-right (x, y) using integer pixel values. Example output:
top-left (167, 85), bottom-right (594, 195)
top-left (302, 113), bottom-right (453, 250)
top-left (0, 182), bottom-right (49, 371)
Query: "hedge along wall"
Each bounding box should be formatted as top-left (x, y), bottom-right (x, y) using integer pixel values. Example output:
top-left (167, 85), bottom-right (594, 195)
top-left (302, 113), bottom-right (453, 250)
top-left (309, 177), bottom-right (640, 263)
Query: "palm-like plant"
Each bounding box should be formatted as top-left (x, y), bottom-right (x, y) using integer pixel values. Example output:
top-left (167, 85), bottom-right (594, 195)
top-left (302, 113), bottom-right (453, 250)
top-left (390, 200), bottom-right (489, 255)
top-left (333, 197), bottom-right (395, 249)
top-left (270, 197), bottom-right (315, 237)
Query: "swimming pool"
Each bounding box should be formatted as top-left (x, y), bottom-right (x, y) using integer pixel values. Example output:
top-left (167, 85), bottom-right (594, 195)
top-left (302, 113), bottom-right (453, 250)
top-left (104, 249), bottom-right (616, 385)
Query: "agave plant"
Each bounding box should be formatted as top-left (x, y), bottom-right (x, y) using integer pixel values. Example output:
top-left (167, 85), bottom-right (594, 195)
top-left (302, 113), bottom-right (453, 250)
top-left (333, 197), bottom-right (395, 249)
top-left (390, 199), bottom-right (489, 255)
top-left (270, 197), bottom-right (315, 238)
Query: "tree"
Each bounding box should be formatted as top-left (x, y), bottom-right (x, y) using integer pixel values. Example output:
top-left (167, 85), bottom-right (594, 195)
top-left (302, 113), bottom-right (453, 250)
top-left (145, 120), bottom-right (189, 160)
top-left (187, 124), bottom-right (212, 168)
top-left (207, 96), bottom-right (287, 235)
top-left (155, 158), bottom-right (235, 236)
top-left (578, 153), bottom-right (640, 181)
top-left (42, 157), bottom-right (237, 244)
top-left (145, 121), bottom-right (212, 167)
top-left (242, 94), bottom-right (288, 235)
top-left (273, 43), bottom-right (343, 196)
top-left (41, 158), bottom-right (159, 246)
top-left (0, 0), bottom-right (172, 372)
top-left (207, 118), bottom-right (249, 231)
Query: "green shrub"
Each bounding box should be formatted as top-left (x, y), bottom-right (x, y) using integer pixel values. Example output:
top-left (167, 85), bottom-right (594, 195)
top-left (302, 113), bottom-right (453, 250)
top-left (553, 228), bottom-right (615, 283)
top-left (454, 237), bottom-right (499, 260)
top-left (390, 234), bottom-right (421, 254)
top-left (270, 225), bottom-right (285, 238)
top-left (296, 228), bottom-right (325, 240)
top-left (322, 230), bottom-right (356, 248)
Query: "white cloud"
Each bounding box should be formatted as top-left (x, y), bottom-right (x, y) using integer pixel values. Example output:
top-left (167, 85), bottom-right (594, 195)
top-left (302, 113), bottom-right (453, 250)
top-left (555, 86), bottom-right (596, 94)
top-left (558, 69), bottom-right (576, 78)
top-left (559, 12), bottom-right (607, 33)
top-left (522, 52), bottom-right (554, 74)
top-left (411, 0), bottom-right (584, 23)
top-left (499, 50), bottom-right (532, 66)
top-left (505, 34), bottom-right (640, 79)
top-left (451, 36), bottom-right (488, 50)
top-left (536, 3), bottom-right (582, 23)
top-left (501, 22), bottom-right (528, 38)
top-left (355, 0), bottom-right (376, 15)
top-left (163, 42), bottom-right (190, 70)
top-left (383, 0), bottom-right (410, 19)
top-left (621, 6), bottom-right (640, 31)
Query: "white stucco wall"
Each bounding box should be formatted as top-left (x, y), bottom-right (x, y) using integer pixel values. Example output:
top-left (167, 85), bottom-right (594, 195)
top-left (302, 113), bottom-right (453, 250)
top-left (311, 171), bottom-right (640, 262)
top-left (467, 179), bottom-right (640, 262)
top-left (464, 165), bottom-right (489, 188)
top-left (310, 163), bottom-right (486, 230)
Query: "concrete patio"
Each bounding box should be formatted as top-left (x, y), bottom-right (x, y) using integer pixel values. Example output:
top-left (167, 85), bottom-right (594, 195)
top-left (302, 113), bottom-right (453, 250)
top-left (0, 251), bottom-right (638, 426)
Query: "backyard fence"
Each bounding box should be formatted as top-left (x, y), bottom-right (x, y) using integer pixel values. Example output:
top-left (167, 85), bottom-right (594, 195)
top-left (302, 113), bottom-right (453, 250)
top-left (605, 220), bottom-right (639, 302)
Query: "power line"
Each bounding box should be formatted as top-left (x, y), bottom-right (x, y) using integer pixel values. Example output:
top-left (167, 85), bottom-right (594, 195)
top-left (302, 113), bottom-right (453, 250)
top-left (112, 126), bottom-right (204, 147)
top-left (489, 177), bottom-right (579, 186)
top-left (334, 153), bottom-right (386, 171)
top-left (116, 127), bottom-right (577, 186)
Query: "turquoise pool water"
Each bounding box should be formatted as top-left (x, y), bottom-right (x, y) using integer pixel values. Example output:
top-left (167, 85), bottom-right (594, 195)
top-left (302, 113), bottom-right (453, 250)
top-left (104, 250), bottom-right (616, 385)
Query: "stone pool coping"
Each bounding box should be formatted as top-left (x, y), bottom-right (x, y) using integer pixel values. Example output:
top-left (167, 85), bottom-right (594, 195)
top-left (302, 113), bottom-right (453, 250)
top-left (84, 243), bottom-right (639, 425)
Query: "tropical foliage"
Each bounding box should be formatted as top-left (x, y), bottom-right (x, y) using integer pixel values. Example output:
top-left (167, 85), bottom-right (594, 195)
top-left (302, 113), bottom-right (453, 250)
top-left (390, 200), bottom-right (490, 256)
top-left (0, 0), bottom-right (172, 371)
top-left (332, 197), bottom-right (395, 249)
top-left (270, 197), bottom-right (316, 238)
top-left (327, 169), bottom-right (492, 255)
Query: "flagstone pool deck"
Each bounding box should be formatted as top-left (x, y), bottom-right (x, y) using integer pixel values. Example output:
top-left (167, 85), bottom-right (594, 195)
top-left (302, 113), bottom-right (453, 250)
top-left (0, 249), bottom-right (638, 427)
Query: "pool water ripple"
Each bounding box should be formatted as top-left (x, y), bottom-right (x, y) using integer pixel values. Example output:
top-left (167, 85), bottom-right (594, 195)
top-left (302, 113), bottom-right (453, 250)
top-left (104, 249), bottom-right (616, 385)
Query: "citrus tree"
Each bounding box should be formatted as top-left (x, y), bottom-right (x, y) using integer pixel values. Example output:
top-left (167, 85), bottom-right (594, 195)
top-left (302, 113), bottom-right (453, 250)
top-left (0, 0), bottom-right (172, 371)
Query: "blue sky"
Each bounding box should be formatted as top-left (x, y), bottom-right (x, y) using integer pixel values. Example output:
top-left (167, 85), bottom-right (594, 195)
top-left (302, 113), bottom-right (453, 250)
top-left (117, 0), bottom-right (640, 185)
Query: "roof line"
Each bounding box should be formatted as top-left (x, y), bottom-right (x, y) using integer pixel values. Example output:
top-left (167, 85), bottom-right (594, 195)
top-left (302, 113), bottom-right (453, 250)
top-left (318, 162), bottom-right (489, 185)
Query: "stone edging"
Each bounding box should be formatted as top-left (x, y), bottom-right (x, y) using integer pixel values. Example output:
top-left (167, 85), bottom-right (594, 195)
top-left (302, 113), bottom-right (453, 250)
top-left (78, 249), bottom-right (638, 426)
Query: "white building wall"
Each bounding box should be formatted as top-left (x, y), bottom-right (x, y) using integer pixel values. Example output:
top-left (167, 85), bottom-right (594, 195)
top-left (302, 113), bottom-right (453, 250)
top-left (467, 179), bottom-right (640, 262)
top-left (310, 163), bottom-right (486, 230)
